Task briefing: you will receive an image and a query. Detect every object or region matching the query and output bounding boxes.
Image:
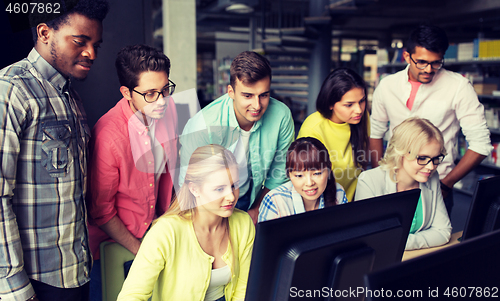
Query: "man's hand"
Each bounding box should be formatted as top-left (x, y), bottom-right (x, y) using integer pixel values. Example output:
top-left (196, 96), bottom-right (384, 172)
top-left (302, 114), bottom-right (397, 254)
top-left (441, 150), bottom-right (486, 195)
top-left (247, 206), bottom-right (259, 225)
top-left (246, 187), bottom-right (270, 225)
top-left (369, 138), bottom-right (384, 168)
top-left (27, 294), bottom-right (39, 301)
top-left (99, 216), bottom-right (141, 255)
top-left (440, 187), bottom-right (450, 200)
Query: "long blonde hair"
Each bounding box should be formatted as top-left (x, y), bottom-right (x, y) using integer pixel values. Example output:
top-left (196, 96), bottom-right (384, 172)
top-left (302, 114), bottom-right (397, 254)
top-left (379, 117), bottom-right (447, 182)
top-left (163, 144), bottom-right (238, 219)
top-left (155, 144), bottom-right (239, 271)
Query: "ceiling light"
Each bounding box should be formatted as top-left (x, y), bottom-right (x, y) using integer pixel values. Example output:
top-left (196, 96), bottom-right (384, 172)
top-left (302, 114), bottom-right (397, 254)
top-left (225, 3), bottom-right (254, 14)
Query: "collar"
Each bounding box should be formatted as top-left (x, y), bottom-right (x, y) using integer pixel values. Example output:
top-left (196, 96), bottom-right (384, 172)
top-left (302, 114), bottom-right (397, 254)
top-left (326, 118), bottom-right (351, 128)
top-left (119, 98), bottom-right (153, 135)
top-left (28, 48), bottom-right (69, 94)
top-left (291, 184), bottom-right (325, 214)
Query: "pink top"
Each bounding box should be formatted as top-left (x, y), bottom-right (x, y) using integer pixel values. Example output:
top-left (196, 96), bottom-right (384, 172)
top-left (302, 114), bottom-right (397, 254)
top-left (87, 97), bottom-right (178, 259)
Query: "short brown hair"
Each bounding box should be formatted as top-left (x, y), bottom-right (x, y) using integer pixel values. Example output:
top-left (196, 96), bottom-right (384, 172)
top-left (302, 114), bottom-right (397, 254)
top-left (229, 51), bottom-right (271, 88)
top-left (115, 44), bottom-right (171, 90)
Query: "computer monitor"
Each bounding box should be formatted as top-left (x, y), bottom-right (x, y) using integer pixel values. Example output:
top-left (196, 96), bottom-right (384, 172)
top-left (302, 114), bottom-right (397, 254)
top-left (245, 189), bottom-right (420, 301)
top-left (461, 175), bottom-right (500, 241)
top-left (364, 229), bottom-right (500, 300)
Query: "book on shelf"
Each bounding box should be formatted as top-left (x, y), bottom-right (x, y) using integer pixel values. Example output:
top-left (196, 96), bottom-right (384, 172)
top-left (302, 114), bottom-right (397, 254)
top-left (486, 142), bottom-right (500, 167)
top-left (478, 39), bottom-right (500, 59)
top-left (458, 42), bottom-right (474, 61)
top-left (391, 48), bottom-right (405, 63)
top-left (377, 48), bottom-right (389, 65)
top-left (473, 38), bottom-right (480, 58)
top-left (485, 107), bottom-right (500, 129)
top-left (444, 44), bottom-right (457, 61)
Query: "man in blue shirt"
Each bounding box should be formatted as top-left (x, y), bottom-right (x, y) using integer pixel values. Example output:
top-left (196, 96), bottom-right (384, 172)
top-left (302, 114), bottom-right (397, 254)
top-left (179, 51), bottom-right (294, 223)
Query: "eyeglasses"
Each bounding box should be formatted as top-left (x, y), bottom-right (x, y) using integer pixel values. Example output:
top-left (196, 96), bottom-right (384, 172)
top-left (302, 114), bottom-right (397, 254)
top-left (409, 54), bottom-right (444, 70)
top-left (132, 79), bottom-right (176, 103)
top-left (414, 154), bottom-right (445, 166)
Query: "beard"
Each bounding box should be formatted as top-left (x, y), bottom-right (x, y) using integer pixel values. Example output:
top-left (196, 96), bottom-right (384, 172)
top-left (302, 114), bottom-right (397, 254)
top-left (49, 41), bottom-right (88, 81)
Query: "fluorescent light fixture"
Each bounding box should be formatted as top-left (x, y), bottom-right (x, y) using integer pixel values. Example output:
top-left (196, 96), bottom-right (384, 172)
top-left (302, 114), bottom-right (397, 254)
top-left (225, 3), bottom-right (254, 14)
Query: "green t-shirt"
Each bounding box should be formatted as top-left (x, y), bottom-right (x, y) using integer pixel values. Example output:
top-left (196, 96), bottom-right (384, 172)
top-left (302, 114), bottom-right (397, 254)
top-left (410, 194), bottom-right (423, 234)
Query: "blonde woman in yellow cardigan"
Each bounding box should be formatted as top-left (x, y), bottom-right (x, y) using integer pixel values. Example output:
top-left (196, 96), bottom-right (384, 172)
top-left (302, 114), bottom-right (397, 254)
top-left (298, 68), bottom-right (370, 201)
top-left (117, 145), bottom-right (255, 301)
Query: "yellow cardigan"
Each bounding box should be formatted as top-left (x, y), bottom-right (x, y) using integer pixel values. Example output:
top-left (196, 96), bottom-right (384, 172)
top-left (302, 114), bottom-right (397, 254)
top-left (117, 209), bottom-right (255, 301)
top-left (298, 111), bottom-right (368, 202)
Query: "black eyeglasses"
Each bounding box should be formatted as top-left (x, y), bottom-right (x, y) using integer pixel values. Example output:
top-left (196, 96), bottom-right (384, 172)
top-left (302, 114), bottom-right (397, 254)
top-left (409, 54), bottom-right (444, 70)
top-left (132, 79), bottom-right (176, 103)
top-left (414, 154), bottom-right (445, 166)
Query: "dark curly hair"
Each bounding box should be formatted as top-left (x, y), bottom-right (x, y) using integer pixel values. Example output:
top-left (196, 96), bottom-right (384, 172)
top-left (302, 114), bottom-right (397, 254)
top-left (29, 0), bottom-right (110, 44)
top-left (115, 44), bottom-right (171, 90)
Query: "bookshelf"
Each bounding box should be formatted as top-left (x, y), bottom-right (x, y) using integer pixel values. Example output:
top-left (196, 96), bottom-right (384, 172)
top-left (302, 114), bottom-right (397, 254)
top-left (215, 57), bottom-right (233, 98)
top-left (255, 47), bottom-right (310, 125)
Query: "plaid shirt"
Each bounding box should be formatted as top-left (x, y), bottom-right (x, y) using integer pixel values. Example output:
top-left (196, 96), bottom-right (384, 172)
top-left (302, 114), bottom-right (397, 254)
top-left (0, 49), bottom-right (91, 301)
top-left (258, 181), bottom-right (348, 223)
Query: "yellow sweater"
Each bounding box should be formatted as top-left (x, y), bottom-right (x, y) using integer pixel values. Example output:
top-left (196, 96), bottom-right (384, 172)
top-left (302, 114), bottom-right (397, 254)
top-left (298, 111), bottom-right (363, 202)
top-left (117, 209), bottom-right (255, 301)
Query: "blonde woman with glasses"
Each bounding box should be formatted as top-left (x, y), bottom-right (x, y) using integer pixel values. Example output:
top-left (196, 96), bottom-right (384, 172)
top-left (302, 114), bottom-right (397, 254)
top-left (117, 145), bottom-right (255, 301)
top-left (355, 117), bottom-right (451, 250)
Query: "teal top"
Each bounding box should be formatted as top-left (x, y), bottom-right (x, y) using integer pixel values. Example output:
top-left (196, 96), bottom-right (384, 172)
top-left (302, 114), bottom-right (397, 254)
top-left (179, 94), bottom-right (295, 208)
top-left (410, 194), bottom-right (424, 234)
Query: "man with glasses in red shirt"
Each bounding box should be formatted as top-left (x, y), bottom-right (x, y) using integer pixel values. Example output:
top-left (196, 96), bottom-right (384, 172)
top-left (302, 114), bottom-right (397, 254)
top-left (369, 24), bottom-right (492, 218)
top-left (86, 44), bottom-right (178, 301)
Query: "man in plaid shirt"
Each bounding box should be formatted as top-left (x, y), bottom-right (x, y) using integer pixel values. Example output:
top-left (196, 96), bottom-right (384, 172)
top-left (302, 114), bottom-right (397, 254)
top-left (0, 1), bottom-right (109, 300)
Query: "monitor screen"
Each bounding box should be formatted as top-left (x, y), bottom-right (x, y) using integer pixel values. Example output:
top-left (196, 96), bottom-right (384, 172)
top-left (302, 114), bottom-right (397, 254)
top-left (364, 229), bottom-right (500, 300)
top-left (462, 175), bottom-right (500, 241)
top-left (245, 189), bottom-right (420, 301)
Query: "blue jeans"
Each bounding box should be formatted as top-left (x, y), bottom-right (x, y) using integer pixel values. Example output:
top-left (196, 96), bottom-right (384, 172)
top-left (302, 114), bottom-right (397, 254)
top-left (89, 259), bottom-right (102, 301)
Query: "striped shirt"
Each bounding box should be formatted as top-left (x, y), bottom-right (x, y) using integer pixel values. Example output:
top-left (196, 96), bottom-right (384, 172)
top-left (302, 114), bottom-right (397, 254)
top-left (258, 181), bottom-right (348, 223)
top-left (0, 49), bottom-right (91, 301)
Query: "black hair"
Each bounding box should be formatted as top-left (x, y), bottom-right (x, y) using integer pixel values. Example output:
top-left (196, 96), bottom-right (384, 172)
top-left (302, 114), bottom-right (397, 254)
top-left (29, 0), bottom-right (110, 44)
top-left (286, 137), bottom-right (337, 207)
top-left (315, 68), bottom-right (369, 169)
top-left (230, 51), bottom-right (272, 88)
top-left (115, 44), bottom-right (171, 90)
top-left (406, 24), bottom-right (449, 55)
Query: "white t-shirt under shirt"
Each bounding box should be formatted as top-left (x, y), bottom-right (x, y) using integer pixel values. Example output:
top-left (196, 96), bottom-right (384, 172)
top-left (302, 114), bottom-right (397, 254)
top-left (204, 265), bottom-right (231, 301)
top-left (146, 120), bottom-right (167, 184)
top-left (233, 127), bottom-right (252, 197)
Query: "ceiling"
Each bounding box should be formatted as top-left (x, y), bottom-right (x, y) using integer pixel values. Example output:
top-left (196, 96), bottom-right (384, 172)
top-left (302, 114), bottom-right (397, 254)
top-left (195, 0), bottom-right (500, 45)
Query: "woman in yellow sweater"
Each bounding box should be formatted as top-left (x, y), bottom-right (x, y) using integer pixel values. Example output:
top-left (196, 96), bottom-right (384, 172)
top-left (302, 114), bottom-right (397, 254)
top-left (298, 68), bottom-right (370, 201)
top-left (117, 145), bottom-right (255, 301)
